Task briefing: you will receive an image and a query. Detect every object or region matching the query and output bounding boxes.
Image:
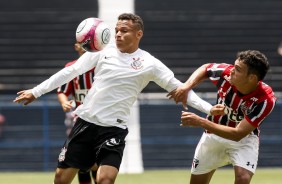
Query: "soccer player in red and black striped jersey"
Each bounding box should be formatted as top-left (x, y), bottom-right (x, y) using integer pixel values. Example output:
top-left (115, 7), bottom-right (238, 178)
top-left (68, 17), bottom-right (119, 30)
top-left (57, 42), bottom-right (97, 184)
top-left (169, 50), bottom-right (276, 184)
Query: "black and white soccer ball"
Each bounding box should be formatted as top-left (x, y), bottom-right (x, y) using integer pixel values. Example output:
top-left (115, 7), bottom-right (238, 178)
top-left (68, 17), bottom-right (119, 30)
top-left (76, 17), bottom-right (111, 52)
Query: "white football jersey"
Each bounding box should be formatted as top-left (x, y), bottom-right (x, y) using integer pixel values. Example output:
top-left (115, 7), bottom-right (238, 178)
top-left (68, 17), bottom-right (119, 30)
top-left (32, 44), bottom-right (212, 128)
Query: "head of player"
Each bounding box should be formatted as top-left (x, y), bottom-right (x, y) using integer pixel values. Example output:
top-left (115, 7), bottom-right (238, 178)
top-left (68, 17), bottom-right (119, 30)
top-left (115, 13), bottom-right (144, 54)
top-left (230, 50), bottom-right (269, 95)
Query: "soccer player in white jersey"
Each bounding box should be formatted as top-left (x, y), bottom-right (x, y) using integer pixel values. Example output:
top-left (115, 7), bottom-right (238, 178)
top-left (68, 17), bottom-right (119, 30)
top-left (169, 50), bottom-right (277, 184)
top-left (14, 13), bottom-right (224, 184)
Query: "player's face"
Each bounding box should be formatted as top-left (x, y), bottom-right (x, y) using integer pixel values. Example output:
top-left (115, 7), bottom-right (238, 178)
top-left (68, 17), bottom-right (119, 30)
top-left (230, 59), bottom-right (250, 88)
top-left (115, 20), bottom-right (142, 53)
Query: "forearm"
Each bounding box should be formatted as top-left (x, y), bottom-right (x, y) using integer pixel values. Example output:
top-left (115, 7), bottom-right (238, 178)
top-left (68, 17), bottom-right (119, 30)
top-left (187, 90), bottom-right (212, 115)
top-left (183, 64), bottom-right (209, 90)
top-left (57, 93), bottom-right (69, 105)
top-left (198, 118), bottom-right (242, 141)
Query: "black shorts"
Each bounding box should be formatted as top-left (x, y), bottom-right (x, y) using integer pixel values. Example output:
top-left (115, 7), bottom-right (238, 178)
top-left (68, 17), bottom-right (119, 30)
top-left (57, 118), bottom-right (128, 172)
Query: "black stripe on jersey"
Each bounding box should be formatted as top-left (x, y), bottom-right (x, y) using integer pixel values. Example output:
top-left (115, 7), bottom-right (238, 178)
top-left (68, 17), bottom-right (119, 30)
top-left (216, 76), bottom-right (225, 89)
top-left (79, 75), bottom-right (85, 89)
top-left (247, 101), bottom-right (266, 124)
top-left (207, 69), bottom-right (224, 80)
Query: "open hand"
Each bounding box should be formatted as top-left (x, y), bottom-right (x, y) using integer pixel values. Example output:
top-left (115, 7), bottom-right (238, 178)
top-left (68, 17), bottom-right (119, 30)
top-left (13, 90), bottom-right (36, 106)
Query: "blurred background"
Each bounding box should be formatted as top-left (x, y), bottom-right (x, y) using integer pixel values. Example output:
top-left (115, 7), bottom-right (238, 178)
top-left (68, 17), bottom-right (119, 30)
top-left (0, 0), bottom-right (281, 172)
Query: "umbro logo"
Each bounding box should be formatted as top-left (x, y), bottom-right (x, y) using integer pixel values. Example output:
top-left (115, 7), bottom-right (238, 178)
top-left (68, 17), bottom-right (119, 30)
top-left (105, 138), bottom-right (120, 147)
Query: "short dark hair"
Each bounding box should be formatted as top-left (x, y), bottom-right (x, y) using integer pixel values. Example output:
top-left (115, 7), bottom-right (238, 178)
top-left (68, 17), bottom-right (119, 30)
top-left (237, 50), bottom-right (269, 81)
top-left (118, 13), bottom-right (144, 32)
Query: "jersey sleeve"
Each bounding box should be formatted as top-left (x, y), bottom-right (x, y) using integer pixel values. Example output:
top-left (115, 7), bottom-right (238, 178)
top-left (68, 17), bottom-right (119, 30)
top-left (32, 52), bottom-right (101, 98)
top-left (187, 90), bottom-right (212, 115)
top-left (245, 93), bottom-right (276, 127)
top-left (151, 58), bottom-right (181, 92)
top-left (206, 63), bottom-right (232, 85)
top-left (57, 61), bottom-right (75, 96)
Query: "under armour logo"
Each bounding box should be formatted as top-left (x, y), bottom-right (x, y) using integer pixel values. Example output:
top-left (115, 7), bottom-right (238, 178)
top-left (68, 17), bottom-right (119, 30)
top-left (246, 161), bottom-right (255, 169)
top-left (192, 158), bottom-right (199, 168)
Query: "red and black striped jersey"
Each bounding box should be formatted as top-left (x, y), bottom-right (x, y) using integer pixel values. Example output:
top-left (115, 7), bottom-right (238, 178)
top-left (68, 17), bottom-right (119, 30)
top-left (206, 63), bottom-right (277, 136)
top-left (57, 60), bottom-right (95, 106)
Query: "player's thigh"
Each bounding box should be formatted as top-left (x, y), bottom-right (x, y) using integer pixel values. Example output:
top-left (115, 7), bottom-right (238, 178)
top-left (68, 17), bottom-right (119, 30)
top-left (54, 167), bottom-right (79, 184)
top-left (234, 166), bottom-right (253, 184)
top-left (192, 133), bottom-right (229, 174)
top-left (229, 135), bottom-right (259, 173)
top-left (97, 165), bottom-right (119, 184)
top-left (190, 170), bottom-right (216, 184)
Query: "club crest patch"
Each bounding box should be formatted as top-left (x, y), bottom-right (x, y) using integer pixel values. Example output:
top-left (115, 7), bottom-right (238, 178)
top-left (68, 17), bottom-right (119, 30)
top-left (58, 147), bottom-right (67, 162)
top-left (131, 57), bottom-right (144, 70)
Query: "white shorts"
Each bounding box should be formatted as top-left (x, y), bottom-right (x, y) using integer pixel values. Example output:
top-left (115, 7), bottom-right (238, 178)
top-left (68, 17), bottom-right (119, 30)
top-left (191, 132), bottom-right (259, 174)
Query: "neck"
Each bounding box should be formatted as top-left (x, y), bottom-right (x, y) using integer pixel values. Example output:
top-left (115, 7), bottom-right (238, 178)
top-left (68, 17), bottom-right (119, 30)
top-left (237, 82), bottom-right (259, 95)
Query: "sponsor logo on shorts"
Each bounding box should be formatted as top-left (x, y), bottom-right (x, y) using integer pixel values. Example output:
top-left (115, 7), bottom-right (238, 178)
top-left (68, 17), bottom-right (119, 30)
top-left (192, 158), bottom-right (199, 168)
top-left (105, 138), bottom-right (120, 147)
top-left (58, 147), bottom-right (67, 162)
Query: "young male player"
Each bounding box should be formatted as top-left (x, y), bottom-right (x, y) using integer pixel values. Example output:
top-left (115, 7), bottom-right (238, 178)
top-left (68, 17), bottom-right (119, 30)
top-left (169, 50), bottom-right (276, 184)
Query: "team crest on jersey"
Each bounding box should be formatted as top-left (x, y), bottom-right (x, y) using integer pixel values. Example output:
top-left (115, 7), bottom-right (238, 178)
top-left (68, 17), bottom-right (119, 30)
top-left (240, 101), bottom-right (254, 115)
top-left (131, 57), bottom-right (144, 70)
top-left (58, 147), bottom-right (67, 162)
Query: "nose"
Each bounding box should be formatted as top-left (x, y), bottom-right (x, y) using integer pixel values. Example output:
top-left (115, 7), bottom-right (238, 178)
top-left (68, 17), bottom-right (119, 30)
top-left (230, 68), bottom-right (235, 74)
top-left (115, 31), bottom-right (121, 37)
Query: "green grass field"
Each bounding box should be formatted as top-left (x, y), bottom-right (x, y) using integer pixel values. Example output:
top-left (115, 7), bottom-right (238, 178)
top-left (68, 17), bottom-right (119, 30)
top-left (0, 168), bottom-right (281, 184)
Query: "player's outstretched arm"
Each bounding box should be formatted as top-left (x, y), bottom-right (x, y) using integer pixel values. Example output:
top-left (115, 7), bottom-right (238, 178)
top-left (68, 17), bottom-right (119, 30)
top-left (13, 90), bottom-right (36, 106)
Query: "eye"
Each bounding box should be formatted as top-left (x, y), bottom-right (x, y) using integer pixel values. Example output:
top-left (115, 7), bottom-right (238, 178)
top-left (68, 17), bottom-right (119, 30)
top-left (234, 66), bottom-right (241, 72)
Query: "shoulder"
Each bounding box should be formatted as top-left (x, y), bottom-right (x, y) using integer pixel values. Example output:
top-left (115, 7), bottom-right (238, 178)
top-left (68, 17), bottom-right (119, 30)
top-left (137, 49), bottom-right (161, 66)
top-left (260, 82), bottom-right (277, 101)
top-left (252, 82), bottom-right (277, 110)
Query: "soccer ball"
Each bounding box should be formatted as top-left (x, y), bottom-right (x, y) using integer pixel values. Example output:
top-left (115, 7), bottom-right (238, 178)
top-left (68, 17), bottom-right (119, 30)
top-left (76, 17), bottom-right (111, 52)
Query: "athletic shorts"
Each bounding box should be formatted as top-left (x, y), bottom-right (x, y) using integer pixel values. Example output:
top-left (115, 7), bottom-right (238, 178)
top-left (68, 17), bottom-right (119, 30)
top-left (57, 118), bottom-right (128, 172)
top-left (191, 132), bottom-right (259, 174)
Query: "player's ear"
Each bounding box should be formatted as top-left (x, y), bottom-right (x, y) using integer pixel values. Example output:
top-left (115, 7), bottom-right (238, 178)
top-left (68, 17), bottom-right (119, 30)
top-left (74, 42), bottom-right (80, 51)
top-left (136, 30), bottom-right (143, 39)
top-left (248, 73), bottom-right (258, 82)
